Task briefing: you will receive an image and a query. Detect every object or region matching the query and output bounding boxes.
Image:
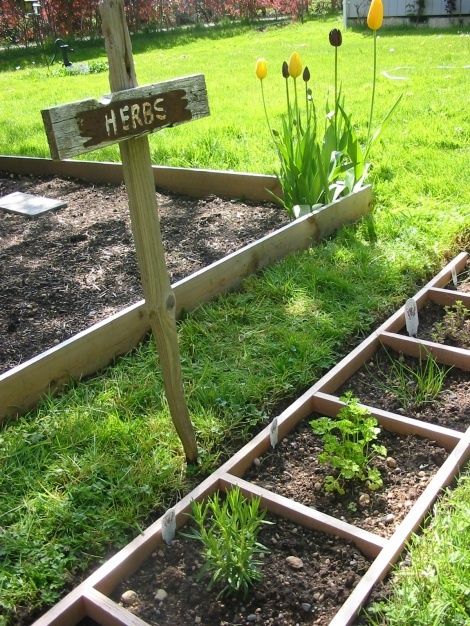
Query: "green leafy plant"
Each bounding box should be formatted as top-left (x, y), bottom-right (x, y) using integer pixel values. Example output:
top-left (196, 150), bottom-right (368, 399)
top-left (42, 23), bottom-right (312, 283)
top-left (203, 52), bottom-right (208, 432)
top-left (310, 392), bottom-right (387, 495)
top-left (184, 487), bottom-right (271, 597)
top-left (255, 19), bottom-right (402, 219)
top-left (382, 351), bottom-right (452, 410)
top-left (432, 300), bottom-right (470, 347)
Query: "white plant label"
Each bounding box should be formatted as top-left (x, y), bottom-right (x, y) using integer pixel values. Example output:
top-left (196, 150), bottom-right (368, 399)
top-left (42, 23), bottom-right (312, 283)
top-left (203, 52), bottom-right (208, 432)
top-left (451, 266), bottom-right (458, 288)
top-left (405, 298), bottom-right (419, 337)
top-left (161, 508), bottom-right (176, 545)
top-left (269, 417), bottom-right (279, 448)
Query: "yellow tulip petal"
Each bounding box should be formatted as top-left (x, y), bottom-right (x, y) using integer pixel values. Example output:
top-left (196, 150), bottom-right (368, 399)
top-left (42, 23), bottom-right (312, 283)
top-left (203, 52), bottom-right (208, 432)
top-left (367, 0), bottom-right (384, 30)
top-left (255, 58), bottom-right (267, 80)
top-left (288, 52), bottom-right (302, 79)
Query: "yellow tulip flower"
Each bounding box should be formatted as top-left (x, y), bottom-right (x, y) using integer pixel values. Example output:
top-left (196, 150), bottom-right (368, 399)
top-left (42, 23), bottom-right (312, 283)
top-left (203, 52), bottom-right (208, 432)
top-left (367, 0), bottom-right (384, 30)
top-left (288, 52), bottom-right (302, 79)
top-left (255, 58), bottom-right (267, 80)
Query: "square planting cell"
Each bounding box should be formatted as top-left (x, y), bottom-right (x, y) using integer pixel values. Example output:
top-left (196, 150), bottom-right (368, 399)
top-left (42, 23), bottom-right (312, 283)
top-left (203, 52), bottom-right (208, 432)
top-left (0, 191), bottom-right (66, 217)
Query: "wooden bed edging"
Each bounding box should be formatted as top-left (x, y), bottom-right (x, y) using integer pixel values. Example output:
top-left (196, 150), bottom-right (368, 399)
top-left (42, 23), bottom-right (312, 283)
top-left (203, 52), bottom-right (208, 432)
top-left (0, 185), bottom-right (372, 421)
top-left (30, 252), bottom-right (470, 626)
top-left (0, 155), bottom-right (282, 201)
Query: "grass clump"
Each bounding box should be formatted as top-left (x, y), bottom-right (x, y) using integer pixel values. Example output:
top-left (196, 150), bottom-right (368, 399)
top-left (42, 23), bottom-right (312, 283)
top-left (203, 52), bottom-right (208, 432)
top-left (366, 468), bottom-right (470, 625)
top-left (381, 351), bottom-right (451, 411)
top-left (184, 487), bottom-right (271, 597)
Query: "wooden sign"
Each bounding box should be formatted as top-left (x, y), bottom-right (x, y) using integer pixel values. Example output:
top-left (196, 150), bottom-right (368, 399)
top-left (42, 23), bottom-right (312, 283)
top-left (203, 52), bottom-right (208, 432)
top-left (42, 75), bottom-right (209, 160)
top-left (38, 0), bottom-right (206, 462)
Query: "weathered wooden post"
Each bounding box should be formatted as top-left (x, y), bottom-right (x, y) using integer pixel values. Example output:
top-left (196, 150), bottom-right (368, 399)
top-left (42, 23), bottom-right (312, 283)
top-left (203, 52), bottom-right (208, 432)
top-left (41, 0), bottom-right (210, 462)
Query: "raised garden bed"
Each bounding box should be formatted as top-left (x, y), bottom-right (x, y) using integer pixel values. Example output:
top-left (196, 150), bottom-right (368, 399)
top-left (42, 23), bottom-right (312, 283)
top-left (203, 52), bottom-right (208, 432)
top-left (0, 156), bottom-right (372, 421)
top-left (29, 253), bottom-right (470, 626)
top-left (0, 170), bottom-right (288, 374)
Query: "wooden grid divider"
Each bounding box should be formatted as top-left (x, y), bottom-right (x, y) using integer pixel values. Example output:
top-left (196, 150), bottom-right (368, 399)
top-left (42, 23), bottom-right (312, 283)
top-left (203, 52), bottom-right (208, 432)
top-left (219, 474), bottom-right (387, 558)
top-left (427, 287), bottom-right (470, 308)
top-left (31, 250), bottom-right (469, 626)
top-left (379, 331), bottom-right (470, 370)
top-left (83, 588), bottom-right (149, 626)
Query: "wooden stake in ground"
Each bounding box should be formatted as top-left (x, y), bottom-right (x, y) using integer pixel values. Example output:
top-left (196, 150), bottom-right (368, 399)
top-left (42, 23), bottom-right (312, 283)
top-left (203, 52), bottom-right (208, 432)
top-left (41, 0), bottom-right (210, 462)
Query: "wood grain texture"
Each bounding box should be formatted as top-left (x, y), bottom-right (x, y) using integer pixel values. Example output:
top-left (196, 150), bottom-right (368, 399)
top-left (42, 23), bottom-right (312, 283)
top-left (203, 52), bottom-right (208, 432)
top-left (0, 155), bottom-right (281, 201)
top-left (42, 75), bottom-right (209, 160)
top-left (99, 0), bottom-right (197, 461)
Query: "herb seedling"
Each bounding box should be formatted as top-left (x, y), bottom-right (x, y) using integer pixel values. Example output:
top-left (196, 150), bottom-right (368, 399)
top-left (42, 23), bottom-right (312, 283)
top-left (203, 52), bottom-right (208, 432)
top-left (184, 487), bottom-right (271, 597)
top-left (310, 392), bottom-right (386, 495)
top-left (384, 351), bottom-right (451, 410)
top-left (432, 300), bottom-right (470, 347)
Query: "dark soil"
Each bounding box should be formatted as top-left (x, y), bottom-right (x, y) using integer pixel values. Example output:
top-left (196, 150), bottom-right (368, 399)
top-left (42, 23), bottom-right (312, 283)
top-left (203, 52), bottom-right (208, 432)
top-left (111, 515), bottom-right (371, 626)
top-left (245, 419), bottom-right (447, 538)
top-left (338, 348), bottom-right (470, 432)
top-left (0, 172), bottom-right (288, 374)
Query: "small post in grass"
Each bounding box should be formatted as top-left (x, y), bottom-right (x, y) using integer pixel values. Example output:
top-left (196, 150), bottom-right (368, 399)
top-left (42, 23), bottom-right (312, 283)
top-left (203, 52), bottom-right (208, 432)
top-left (41, 0), bottom-right (210, 462)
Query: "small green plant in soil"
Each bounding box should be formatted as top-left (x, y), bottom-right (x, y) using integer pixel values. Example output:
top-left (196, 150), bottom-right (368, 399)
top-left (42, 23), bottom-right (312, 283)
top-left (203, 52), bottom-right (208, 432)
top-left (184, 487), bottom-right (271, 598)
top-left (432, 300), bottom-right (470, 347)
top-left (381, 351), bottom-right (451, 411)
top-left (310, 392), bottom-right (387, 495)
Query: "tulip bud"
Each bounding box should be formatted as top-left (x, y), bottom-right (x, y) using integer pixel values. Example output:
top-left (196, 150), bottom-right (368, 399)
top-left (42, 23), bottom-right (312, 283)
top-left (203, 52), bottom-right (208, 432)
top-left (367, 0), bottom-right (384, 30)
top-left (302, 66), bottom-right (310, 82)
top-left (329, 28), bottom-right (342, 47)
top-left (282, 60), bottom-right (289, 79)
top-left (288, 52), bottom-right (302, 79)
top-left (255, 58), bottom-right (267, 80)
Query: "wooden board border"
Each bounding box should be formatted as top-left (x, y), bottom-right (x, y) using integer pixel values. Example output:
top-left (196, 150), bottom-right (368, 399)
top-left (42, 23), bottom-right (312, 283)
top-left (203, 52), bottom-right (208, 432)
top-left (0, 155), bottom-right (281, 201)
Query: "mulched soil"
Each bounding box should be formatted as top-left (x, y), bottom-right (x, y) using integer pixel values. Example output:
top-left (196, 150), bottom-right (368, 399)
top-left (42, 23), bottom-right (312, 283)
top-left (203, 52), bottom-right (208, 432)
top-left (245, 419), bottom-right (447, 538)
top-left (110, 516), bottom-right (371, 626)
top-left (0, 172), bottom-right (288, 374)
top-left (338, 348), bottom-right (470, 432)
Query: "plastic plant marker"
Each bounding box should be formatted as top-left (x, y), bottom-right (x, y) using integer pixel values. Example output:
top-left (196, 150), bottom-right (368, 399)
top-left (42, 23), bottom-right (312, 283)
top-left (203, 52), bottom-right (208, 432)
top-left (270, 417), bottom-right (279, 448)
top-left (162, 508), bottom-right (176, 545)
top-left (405, 297), bottom-right (419, 337)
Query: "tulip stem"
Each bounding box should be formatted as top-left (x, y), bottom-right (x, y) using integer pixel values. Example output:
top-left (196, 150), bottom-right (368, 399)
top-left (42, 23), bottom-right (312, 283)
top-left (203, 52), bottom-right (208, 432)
top-left (367, 30), bottom-right (377, 147)
top-left (334, 46), bottom-right (338, 150)
top-left (260, 82), bottom-right (275, 145)
top-left (293, 77), bottom-right (301, 142)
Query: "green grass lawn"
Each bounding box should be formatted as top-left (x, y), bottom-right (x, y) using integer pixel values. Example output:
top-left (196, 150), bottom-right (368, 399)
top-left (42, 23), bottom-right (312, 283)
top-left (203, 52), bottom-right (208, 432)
top-left (0, 16), bottom-right (470, 626)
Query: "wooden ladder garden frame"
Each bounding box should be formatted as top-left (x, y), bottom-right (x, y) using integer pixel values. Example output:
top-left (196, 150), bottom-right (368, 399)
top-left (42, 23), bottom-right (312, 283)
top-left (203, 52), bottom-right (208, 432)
top-left (29, 251), bottom-right (470, 626)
